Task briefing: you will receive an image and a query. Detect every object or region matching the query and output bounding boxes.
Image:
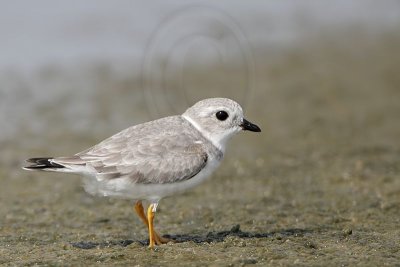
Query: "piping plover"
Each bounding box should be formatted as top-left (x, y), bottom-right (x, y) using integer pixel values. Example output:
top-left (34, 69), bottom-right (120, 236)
top-left (24, 97), bottom-right (261, 248)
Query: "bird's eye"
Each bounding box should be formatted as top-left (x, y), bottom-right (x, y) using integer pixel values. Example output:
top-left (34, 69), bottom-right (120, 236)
top-left (216, 111), bottom-right (229, 121)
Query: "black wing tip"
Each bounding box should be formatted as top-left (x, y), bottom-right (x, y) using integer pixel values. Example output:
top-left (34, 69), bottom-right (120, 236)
top-left (26, 157), bottom-right (52, 163)
top-left (23, 157), bottom-right (65, 170)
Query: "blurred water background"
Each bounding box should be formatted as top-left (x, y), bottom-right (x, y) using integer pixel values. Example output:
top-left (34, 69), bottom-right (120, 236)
top-left (1, 1), bottom-right (399, 153)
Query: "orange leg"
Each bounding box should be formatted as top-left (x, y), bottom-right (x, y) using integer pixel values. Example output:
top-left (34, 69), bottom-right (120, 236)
top-left (147, 204), bottom-right (156, 248)
top-left (134, 201), bottom-right (149, 226)
top-left (134, 201), bottom-right (170, 247)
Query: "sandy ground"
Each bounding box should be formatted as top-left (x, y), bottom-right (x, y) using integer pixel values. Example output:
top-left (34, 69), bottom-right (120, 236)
top-left (1, 30), bottom-right (400, 266)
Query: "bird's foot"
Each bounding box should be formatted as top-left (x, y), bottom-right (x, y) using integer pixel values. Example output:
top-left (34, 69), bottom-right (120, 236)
top-left (154, 231), bottom-right (171, 245)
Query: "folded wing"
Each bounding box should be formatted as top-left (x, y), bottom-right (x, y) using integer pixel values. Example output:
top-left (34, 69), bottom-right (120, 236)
top-left (53, 116), bottom-right (209, 184)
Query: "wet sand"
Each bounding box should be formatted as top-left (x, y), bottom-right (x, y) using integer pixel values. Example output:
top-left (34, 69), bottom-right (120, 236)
top-left (1, 30), bottom-right (400, 266)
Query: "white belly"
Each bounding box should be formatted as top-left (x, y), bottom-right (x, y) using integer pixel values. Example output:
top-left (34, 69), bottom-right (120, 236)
top-left (82, 157), bottom-right (222, 202)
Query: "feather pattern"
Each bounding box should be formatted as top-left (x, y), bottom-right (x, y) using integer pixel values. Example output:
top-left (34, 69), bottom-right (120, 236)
top-left (52, 116), bottom-right (221, 185)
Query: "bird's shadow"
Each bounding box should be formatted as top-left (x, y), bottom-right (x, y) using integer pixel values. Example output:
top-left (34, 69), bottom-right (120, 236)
top-left (71, 224), bottom-right (314, 249)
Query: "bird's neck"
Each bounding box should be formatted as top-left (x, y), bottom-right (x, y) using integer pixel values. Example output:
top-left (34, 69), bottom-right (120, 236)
top-left (181, 114), bottom-right (227, 152)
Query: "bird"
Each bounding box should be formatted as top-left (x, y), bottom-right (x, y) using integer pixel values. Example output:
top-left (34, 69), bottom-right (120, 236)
top-left (23, 97), bottom-right (261, 248)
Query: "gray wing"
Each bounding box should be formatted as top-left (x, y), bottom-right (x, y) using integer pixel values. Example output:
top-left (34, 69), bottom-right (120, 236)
top-left (55, 116), bottom-right (209, 184)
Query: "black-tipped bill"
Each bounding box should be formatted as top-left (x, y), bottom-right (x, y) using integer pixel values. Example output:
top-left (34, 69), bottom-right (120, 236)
top-left (241, 118), bottom-right (261, 132)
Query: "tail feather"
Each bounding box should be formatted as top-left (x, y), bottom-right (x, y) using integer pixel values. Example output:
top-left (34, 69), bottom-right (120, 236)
top-left (23, 157), bottom-right (66, 170)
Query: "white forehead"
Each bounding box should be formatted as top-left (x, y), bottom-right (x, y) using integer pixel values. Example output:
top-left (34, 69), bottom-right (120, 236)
top-left (185, 98), bottom-right (243, 116)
